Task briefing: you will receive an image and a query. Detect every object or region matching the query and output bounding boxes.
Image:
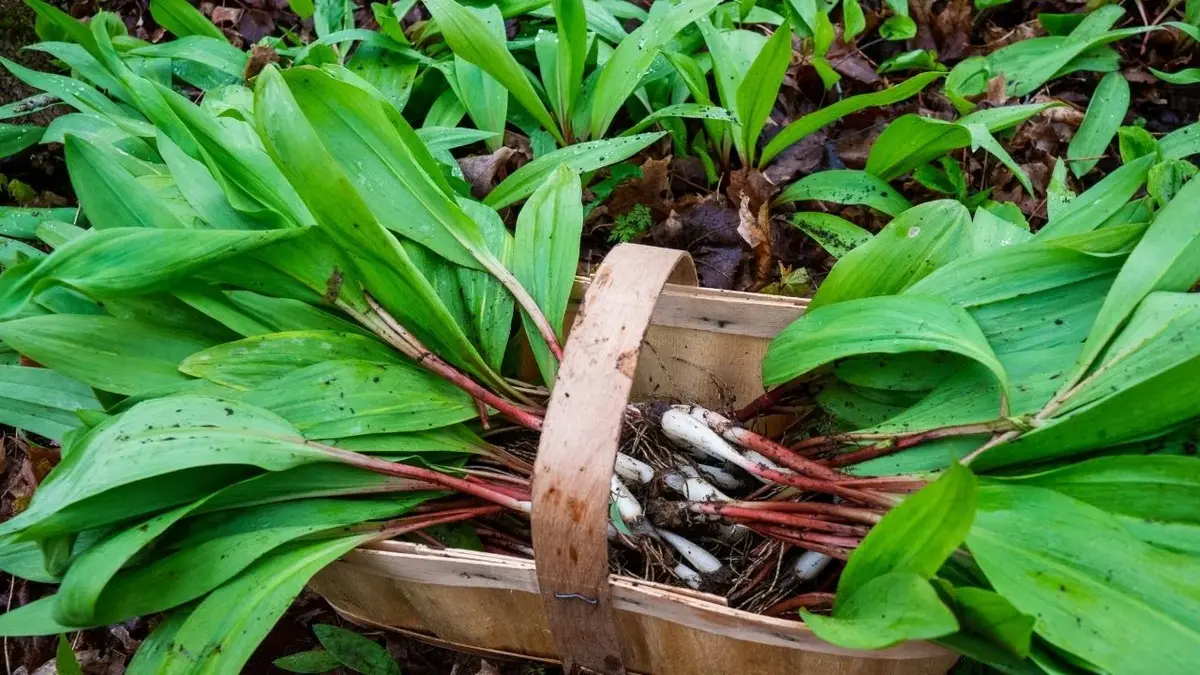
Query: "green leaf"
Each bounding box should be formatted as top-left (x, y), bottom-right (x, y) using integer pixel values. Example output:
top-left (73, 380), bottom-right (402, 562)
top-left (1149, 67), bottom-right (1200, 84)
top-left (1066, 72), bottom-right (1128, 177)
top-left (348, 45), bottom-right (419, 114)
top-left (1161, 120), bottom-right (1200, 160)
top-left (0, 365), bottom-right (100, 441)
top-left (24, 0), bottom-right (96, 50)
top-left (180, 330), bottom-right (399, 389)
top-left (775, 170), bottom-right (911, 216)
top-left (513, 165), bottom-right (581, 384)
top-left (1066, 169), bottom-right (1200, 385)
top-left (622, 103), bottom-right (738, 137)
top-left (839, 463), bottom-right (977, 599)
top-left (0, 207), bottom-right (78, 239)
top-left (1147, 158), bottom-right (1197, 207)
top-left (735, 22), bottom-right (791, 166)
top-left (244, 359), bottom-right (476, 438)
top-left (277, 66), bottom-right (486, 270)
top-left (484, 132), bottom-right (664, 209)
top-left (760, 72), bottom-right (942, 168)
top-left (0, 227), bottom-right (297, 318)
top-left (452, 6), bottom-right (509, 151)
top-left (63, 135), bottom-right (186, 231)
top-left (1001, 455), bottom-right (1200, 554)
top-left (937, 584), bottom-right (1035, 659)
top-left (763, 295), bottom-right (1008, 401)
top-left (810, 200), bottom-right (971, 309)
top-left (149, 0), bottom-right (228, 41)
top-left (549, 0), bottom-right (587, 127)
top-left (125, 606), bottom-right (193, 675)
top-left (276, 649), bottom-right (342, 673)
top-left (800, 573), bottom-right (958, 650)
top-left (314, 624), bottom-right (401, 675)
top-left (0, 56), bottom-right (135, 125)
top-left (456, 200), bottom-right (516, 371)
top-left (129, 37), bottom-right (248, 91)
top-left (1118, 123), bottom-right (1159, 162)
top-left (1046, 159), bottom-right (1073, 220)
top-left (866, 114), bottom-right (973, 181)
top-left (958, 102), bottom-right (1061, 134)
top-left (0, 123), bottom-right (41, 159)
top-left (1034, 154), bottom-right (1154, 240)
top-left (877, 49), bottom-right (943, 75)
top-left (56, 635), bottom-right (83, 675)
top-left (155, 535), bottom-right (369, 674)
top-left (425, 0), bottom-right (563, 144)
top-left (843, 0), bottom-right (866, 39)
top-left (591, 0), bottom-right (722, 139)
top-left (253, 66), bottom-right (504, 390)
top-left (967, 485), bottom-right (1200, 673)
top-left (0, 315), bottom-right (214, 395)
top-left (788, 212), bottom-right (872, 258)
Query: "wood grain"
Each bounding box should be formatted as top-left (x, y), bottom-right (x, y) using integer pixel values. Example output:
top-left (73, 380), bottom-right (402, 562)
top-left (531, 244), bottom-right (698, 674)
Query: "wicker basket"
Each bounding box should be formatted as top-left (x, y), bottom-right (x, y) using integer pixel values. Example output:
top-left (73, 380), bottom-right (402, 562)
top-left (310, 244), bottom-right (957, 675)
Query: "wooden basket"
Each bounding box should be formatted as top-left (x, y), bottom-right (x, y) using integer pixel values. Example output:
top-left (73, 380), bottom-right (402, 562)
top-left (310, 244), bottom-right (957, 675)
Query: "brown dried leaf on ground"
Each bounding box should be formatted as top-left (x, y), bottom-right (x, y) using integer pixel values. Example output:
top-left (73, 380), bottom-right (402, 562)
top-left (650, 193), bottom-right (748, 289)
top-left (459, 147), bottom-right (516, 199)
top-left (603, 156), bottom-right (672, 221)
top-left (911, 0), bottom-right (972, 61)
top-left (825, 38), bottom-right (879, 86)
top-left (763, 130), bottom-right (827, 186)
top-left (736, 195), bottom-right (774, 289)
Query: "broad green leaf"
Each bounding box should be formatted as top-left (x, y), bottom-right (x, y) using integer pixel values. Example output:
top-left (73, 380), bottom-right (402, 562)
top-left (180, 330), bottom-right (399, 389)
top-left (967, 207), bottom-right (1032, 253)
top-left (880, 15), bottom-right (917, 41)
top-left (276, 66), bottom-right (488, 270)
top-left (937, 584), bottom-right (1036, 659)
top-left (0, 227), bottom-right (297, 318)
top-left (456, 200), bottom-right (516, 371)
top-left (590, 0), bottom-right (722, 139)
top-left (834, 351), bottom-right (964, 393)
top-left (1116, 125), bottom-right (1158, 164)
top-left (0, 397), bottom-right (329, 538)
top-left (275, 650), bottom-right (342, 673)
top-left (23, 0), bottom-right (96, 50)
top-left (513, 165), bottom-right (582, 384)
top-left (866, 115), bottom-right (973, 181)
top-left (1147, 158), bottom-right (1197, 208)
top-left (964, 124), bottom-right (1033, 195)
top-left (843, 0), bottom-right (866, 39)
top-left (54, 499), bottom-right (209, 626)
top-left (763, 295), bottom-right (1008, 399)
top-left (1034, 154), bottom-right (1154, 240)
top-left (968, 485), bottom-right (1200, 673)
top-left (0, 315), bottom-right (214, 395)
top-left (810, 200), bottom-right (970, 308)
top-left (149, 0), bottom-right (228, 41)
top-left (0, 365), bottom-right (100, 441)
top-left (958, 102), bottom-right (1061, 134)
top-left (1046, 159), bottom-right (1073, 220)
top-left (485, 132), bottom-right (664, 209)
top-left (155, 132), bottom-right (267, 231)
top-left (877, 49), bottom-right (943, 75)
top-left (1161, 120), bottom-right (1200, 160)
top-left (735, 22), bottom-right (791, 165)
top-left (788, 212), bottom-right (872, 258)
top-left (253, 66), bottom-right (503, 390)
top-left (0, 207), bottom-right (78, 239)
top-left (1066, 72), bottom-right (1128, 177)
top-left (425, 0), bottom-right (563, 144)
top-left (0, 56), bottom-right (137, 126)
top-left (314, 624), bottom-right (401, 675)
top-left (63, 135), bottom-right (185, 231)
top-left (126, 606), bottom-right (193, 675)
top-left (776, 170), bottom-right (912, 216)
top-left (245, 359), bottom-right (477, 438)
top-left (155, 535), bottom-right (368, 674)
top-left (417, 127), bottom-right (499, 153)
top-left (549, 0), bottom-right (587, 128)
top-left (56, 635), bottom-right (83, 675)
top-left (452, 6), bottom-right (509, 151)
top-left (0, 123), bottom-right (41, 159)
top-left (41, 114), bottom-right (159, 175)
top-left (129, 37), bottom-right (248, 91)
top-left (621, 103), bottom-right (738, 137)
top-left (1002, 455), bottom-right (1200, 554)
top-left (800, 573), bottom-right (958, 650)
top-left (761, 73), bottom-right (943, 168)
top-left (838, 463), bottom-right (977, 599)
top-left (348, 45), bottom-right (419, 114)
top-left (1066, 170), bottom-right (1200, 384)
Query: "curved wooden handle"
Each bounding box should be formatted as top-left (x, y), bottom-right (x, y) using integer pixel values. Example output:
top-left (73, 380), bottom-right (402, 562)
top-left (531, 244), bottom-right (698, 675)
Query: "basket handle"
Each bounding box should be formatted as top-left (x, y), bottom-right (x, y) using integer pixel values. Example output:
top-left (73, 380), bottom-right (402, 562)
top-left (531, 244), bottom-right (698, 675)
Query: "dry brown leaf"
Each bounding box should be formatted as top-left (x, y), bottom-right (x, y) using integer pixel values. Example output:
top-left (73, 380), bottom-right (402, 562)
top-left (458, 147), bottom-right (515, 199)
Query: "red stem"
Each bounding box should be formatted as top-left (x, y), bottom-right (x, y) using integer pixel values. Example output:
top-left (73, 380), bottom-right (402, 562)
top-left (732, 386), bottom-right (793, 422)
top-left (743, 463), bottom-right (897, 509)
top-left (824, 421), bottom-right (1012, 468)
top-left (764, 592), bottom-right (836, 616)
top-left (752, 526), bottom-right (851, 560)
top-left (365, 295), bottom-right (545, 431)
top-left (371, 505), bottom-right (503, 540)
top-left (722, 500), bottom-right (883, 524)
top-left (690, 503), bottom-right (870, 536)
top-left (689, 407), bottom-right (845, 482)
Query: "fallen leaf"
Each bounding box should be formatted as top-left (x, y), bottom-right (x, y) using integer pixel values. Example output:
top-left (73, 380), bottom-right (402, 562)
top-left (763, 130), bottom-right (827, 186)
top-left (459, 147), bottom-right (516, 199)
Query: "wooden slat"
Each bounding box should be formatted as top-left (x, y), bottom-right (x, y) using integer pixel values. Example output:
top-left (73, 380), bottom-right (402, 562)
top-left (531, 245), bottom-right (699, 675)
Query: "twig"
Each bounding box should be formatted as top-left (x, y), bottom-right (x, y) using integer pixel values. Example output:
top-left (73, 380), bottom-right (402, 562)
top-left (764, 592), bottom-right (836, 616)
